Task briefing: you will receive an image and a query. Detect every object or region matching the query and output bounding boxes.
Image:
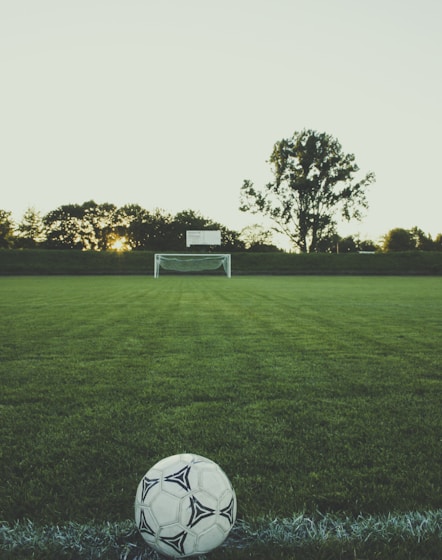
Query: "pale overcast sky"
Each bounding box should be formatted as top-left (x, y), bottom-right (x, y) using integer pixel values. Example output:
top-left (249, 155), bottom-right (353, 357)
top-left (1, 0), bottom-right (441, 245)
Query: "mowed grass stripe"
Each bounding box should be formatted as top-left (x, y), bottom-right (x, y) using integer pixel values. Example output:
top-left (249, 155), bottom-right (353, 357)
top-left (0, 276), bottom-right (441, 524)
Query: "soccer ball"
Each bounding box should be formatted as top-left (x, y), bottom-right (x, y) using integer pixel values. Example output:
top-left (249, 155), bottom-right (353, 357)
top-left (134, 453), bottom-right (237, 558)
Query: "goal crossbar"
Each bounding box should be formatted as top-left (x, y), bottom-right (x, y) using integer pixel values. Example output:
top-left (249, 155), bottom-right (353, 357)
top-left (154, 254), bottom-right (231, 278)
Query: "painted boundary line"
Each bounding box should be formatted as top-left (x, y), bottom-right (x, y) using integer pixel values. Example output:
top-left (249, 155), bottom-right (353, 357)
top-left (1, 511), bottom-right (442, 559)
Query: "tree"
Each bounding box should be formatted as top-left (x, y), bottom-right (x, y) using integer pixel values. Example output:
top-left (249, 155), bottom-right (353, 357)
top-left (240, 129), bottom-right (375, 253)
top-left (80, 200), bottom-right (119, 250)
top-left (315, 233), bottom-right (341, 253)
top-left (116, 204), bottom-right (150, 250)
top-left (337, 235), bottom-right (379, 253)
top-left (382, 227), bottom-right (437, 252)
top-left (217, 226), bottom-right (246, 252)
top-left (382, 228), bottom-right (414, 252)
top-left (43, 204), bottom-right (86, 249)
top-left (240, 224), bottom-right (281, 252)
top-left (337, 235), bottom-right (358, 253)
top-left (0, 210), bottom-right (15, 248)
top-left (16, 207), bottom-right (46, 248)
top-left (409, 226), bottom-right (434, 251)
top-left (43, 201), bottom-right (120, 250)
top-left (315, 233), bottom-right (379, 253)
top-left (358, 238), bottom-right (379, 252)
top-left (147, 209), bottom-right (175, 250)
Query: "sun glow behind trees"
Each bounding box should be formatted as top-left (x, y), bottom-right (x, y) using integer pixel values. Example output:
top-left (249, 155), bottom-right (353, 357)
top-left (110, 237), bottom-right (131, 252)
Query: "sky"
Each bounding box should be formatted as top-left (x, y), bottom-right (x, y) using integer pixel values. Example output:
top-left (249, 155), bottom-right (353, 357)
top-left (1, 0), bottom-right (441, 248)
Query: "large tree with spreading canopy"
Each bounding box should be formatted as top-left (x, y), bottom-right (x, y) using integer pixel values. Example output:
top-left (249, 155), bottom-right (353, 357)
top-left (240, 129), bottom-right (375, 253)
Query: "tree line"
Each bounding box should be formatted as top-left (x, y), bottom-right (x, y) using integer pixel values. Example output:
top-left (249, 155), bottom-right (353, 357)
top-left (0, 202), bottom-right (440, 253)
top-left (0, 203), bottom-right (255, 252)
top-left (1, 127), bottom-right (440, 254)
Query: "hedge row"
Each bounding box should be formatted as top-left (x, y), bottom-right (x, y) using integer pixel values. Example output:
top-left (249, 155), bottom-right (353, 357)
top-left (1, 250), bottom-right (442, 276)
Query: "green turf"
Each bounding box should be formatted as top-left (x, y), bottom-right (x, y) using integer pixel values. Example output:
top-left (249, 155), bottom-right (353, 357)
top-left (1, 276), bottom-right (441, 531)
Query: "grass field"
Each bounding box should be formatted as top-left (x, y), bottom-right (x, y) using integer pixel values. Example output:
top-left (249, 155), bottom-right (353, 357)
top-left (1, 275), bottom-right (441, 559)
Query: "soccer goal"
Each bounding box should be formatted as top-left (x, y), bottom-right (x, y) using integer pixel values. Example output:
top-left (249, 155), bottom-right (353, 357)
top-left (154, 254), bottom-right (231, 278)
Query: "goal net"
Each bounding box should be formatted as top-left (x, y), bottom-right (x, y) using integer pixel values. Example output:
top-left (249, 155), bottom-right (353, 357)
top-left (154, 254), bottom-right (231, 278)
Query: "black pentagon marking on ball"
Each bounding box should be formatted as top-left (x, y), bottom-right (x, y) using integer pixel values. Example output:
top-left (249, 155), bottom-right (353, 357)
top-left (188, 495), bottom-right (216, 528)
top-left (164, 464), bottom-right (192, 492)
top-left (159, 529), bottom-right (187, 555)
top-left (141, 476), bottom-right (160, 501)
top-left (138, 510), bottom-right (155, 537)
top-left (219, 497), bottom-right (235, 525)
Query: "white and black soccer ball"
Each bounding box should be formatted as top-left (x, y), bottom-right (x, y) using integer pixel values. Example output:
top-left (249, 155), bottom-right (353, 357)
top-left (134, 453), bottom-right (237, 558)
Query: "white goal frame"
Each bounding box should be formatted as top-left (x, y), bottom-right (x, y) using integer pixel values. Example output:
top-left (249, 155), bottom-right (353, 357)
top-left (154, 254), bottom-right (231, 278)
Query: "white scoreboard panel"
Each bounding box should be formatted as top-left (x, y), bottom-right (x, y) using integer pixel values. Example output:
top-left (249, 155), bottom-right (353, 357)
top-left (186, 230), bottom-right (221, 247)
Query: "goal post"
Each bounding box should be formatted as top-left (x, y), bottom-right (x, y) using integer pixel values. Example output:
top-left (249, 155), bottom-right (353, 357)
top-left (154, 254), bottom-right (231, 278)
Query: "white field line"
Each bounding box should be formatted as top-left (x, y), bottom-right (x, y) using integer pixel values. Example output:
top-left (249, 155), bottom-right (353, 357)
top-left (1, 511), bottom-right (442, 559)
